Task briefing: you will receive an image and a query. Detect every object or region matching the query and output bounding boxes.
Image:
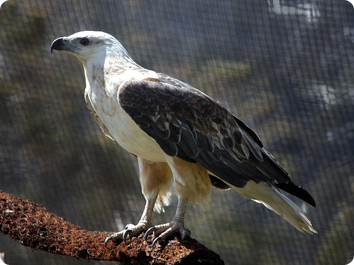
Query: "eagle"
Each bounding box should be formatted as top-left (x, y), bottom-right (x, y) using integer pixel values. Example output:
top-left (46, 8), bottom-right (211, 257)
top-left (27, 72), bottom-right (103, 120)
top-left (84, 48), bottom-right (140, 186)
top-left (51, 31), bottom-right (317, 246)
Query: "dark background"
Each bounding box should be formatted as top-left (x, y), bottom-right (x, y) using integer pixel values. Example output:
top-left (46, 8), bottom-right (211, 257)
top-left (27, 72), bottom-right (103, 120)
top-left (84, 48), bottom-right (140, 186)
top-left (0, 0), bottom-right (353, 264)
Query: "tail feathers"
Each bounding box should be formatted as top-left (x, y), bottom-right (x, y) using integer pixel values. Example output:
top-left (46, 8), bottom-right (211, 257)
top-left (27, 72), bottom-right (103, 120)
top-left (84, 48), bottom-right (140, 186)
top-left (232, 181), bottom-right (317, 234)
top-left (276, 181), bottom-right (316, 207)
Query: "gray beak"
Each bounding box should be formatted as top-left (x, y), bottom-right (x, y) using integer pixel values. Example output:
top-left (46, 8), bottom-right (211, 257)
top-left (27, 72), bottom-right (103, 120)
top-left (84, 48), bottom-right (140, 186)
top-left (51, 37), bottom-right (79, 53)
top-left (51, 37), bottom-right (66, 53)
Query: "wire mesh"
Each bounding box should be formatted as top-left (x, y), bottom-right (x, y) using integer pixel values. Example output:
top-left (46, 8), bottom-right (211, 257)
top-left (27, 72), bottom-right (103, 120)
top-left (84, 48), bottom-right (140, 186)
top-left (0, 0), bottom-right (353, 264)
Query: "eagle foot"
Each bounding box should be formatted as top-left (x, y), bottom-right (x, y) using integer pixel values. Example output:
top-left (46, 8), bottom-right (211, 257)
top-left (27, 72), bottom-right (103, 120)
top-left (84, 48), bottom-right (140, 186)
top-left (104, 222), bottom-right (152, 246)
top-left (144, 221), bottom-right (191, 247)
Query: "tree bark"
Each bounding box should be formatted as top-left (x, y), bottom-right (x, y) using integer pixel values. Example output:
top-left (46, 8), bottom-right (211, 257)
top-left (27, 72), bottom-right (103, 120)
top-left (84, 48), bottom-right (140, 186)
top-left (0, 190), bottom-right (224, 265)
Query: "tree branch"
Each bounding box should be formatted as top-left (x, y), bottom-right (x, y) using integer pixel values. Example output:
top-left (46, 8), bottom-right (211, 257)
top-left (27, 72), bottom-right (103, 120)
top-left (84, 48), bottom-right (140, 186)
top-left (0, 190), bottom-right (224, 265)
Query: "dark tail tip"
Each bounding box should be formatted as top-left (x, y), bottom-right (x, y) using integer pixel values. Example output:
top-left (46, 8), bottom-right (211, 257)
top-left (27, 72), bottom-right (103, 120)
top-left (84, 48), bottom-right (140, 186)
top-left (276, 181), bottom-right (316, 207)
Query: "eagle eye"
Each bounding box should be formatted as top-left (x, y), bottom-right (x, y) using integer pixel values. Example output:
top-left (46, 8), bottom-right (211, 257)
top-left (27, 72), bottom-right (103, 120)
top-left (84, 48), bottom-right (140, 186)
top-left (79, 38), bottom-right (90, 46)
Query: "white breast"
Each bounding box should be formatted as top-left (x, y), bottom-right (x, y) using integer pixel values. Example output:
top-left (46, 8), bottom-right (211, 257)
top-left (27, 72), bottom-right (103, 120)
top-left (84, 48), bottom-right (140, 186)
top-left (85, 69), bottom-right (166, 162)
top-left (107, 103), bottom-right (166, 162)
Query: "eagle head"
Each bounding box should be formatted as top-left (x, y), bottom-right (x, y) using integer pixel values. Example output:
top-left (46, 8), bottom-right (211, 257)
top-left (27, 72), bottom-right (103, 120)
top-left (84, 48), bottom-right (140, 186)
top-left (51, 31), bottom-right (130, 63)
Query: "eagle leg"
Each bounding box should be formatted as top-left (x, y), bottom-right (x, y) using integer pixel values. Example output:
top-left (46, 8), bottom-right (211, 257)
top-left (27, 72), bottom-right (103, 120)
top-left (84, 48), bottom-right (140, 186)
top-left (104, 193), bottom-right (156, 246)
top-left (145, 196), bottom-right (190, 247)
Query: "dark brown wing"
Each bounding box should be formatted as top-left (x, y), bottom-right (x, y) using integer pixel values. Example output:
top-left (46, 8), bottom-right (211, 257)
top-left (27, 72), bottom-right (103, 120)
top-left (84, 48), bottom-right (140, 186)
top-left (118, 76), bottom-right (315, 206)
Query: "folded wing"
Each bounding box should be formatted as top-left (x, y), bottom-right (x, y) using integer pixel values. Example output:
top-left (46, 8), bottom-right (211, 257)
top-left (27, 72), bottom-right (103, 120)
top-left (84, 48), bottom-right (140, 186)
top-left (118, 74), bottom-right (315, 207)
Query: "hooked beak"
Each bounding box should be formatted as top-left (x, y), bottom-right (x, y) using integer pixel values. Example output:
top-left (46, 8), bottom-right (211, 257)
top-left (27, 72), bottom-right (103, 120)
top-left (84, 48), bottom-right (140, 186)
top-left (51, 37), bottom-right (66, 53)
top-left (51, 37), bottom-right (79, 53)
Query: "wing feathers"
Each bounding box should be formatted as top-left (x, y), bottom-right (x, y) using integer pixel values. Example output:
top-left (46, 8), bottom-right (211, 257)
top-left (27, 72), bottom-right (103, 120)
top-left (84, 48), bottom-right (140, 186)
top-left (118, 77), bottom-right (315, 205)
top-left (179, 124), bottom-right (200, 160)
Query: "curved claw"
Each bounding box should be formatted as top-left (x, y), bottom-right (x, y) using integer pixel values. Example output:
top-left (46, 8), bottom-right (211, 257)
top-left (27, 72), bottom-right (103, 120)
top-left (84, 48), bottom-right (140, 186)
top-left (146, 224), bottom-right (191, 248)
top-left (123, 229), bottom-right (132, 244)
top-left (144, 227), bottom-right (157, 240)
top-left (104, 235), bottom-right (113, 247)
top-left (152, 236), bottom-right (161, 248)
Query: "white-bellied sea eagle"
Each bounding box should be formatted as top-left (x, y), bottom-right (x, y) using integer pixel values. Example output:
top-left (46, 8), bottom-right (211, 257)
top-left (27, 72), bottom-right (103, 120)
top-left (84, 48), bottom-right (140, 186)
top-left (51, 31), bottom-right (317, 247)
